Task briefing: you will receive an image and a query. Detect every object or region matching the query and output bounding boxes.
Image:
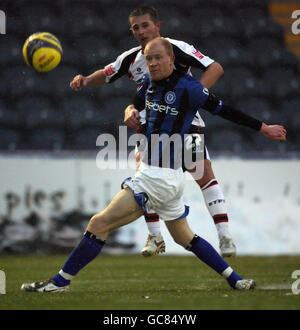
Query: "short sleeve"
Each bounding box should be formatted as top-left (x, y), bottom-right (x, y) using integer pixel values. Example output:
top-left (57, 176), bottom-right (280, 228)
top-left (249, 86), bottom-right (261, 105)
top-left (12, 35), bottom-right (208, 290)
top-left (103, 46), bottom-right (141, 83)
top-left (187, 79), bottom-right (210, 110)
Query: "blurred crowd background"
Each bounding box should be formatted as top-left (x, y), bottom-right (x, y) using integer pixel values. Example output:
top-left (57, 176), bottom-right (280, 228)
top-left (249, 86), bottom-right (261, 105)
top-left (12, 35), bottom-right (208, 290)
top-left (0, 0), bottom-right (300, 154)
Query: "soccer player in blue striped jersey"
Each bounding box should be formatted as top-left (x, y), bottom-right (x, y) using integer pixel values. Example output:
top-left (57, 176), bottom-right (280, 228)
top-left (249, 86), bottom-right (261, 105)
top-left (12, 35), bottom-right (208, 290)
top-left (21, 37), bottom-right (286, 293)
top-left (70, 4), bottom-right (237, 258)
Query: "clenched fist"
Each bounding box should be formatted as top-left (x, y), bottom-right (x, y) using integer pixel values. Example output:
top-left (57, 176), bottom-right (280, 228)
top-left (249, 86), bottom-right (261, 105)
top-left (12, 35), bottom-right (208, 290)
top-left (70, 75), bottom-right (88, 91)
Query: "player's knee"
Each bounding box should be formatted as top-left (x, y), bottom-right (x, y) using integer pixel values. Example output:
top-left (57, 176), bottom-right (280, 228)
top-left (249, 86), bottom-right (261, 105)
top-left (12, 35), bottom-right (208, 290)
top-left (87, 213), bottom-right (110, 237)
top-left (171, 235), bottom-right (186, 248)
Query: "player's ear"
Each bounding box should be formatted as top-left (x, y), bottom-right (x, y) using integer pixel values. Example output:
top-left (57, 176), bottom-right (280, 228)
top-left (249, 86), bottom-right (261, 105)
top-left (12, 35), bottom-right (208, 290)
top-left (156, 21), bottom-right (162, 31)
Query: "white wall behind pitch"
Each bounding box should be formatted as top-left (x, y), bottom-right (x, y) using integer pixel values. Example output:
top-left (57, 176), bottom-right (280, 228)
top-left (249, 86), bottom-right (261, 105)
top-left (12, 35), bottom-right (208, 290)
top-left (0, 155), bottom-right (299, 255)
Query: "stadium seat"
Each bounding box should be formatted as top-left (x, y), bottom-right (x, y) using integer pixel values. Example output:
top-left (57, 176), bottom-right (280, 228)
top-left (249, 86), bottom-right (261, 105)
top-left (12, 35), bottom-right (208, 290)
top-left (262, 70), bottom-right (300, 102)
top-left (101, 95), bottom-right (133, 126)
top-left (205, 128), bottom-right (250, 153)
top-left (15, 96), bottom-right (54, 113)
top-left (116, 36), bottom-right (141, 53)
top-left (254, 48), bottom-right (299, 72)
top-left (263, 67), bottom-right (298, 82)
top-left (60, 45), bottom-right (81, 67)
top-left (100, 77), bottom-right (136, 99)
top-left (281, 97), bottom-right (300, 114)
top-left (15, 96), bottom-right (61, 131)
top-left (235, 0), bottom-right (269, 10)
top-left (0, 102), bottom-right (22, 128)
top-left (66, 106), bottom-right (103, 131)
top-left (60, 5), bottom-right (107, 38)
top-left (59, 96), bottom-right (103, 130)
top-left (0, 128), bottom-right (21, 150)
top-left (236, 97), bottom-right (273, 114)
top-left (207, 0), bottom-right (268, 12)
top-left (73, 128), bottom-right (104, 150)
top-left (246, 37), bottom-right (284, 56)
top-left (0, 76), bottom-right (8, 100)
top-left (74, 35), bottom-right (119, 70)
top-left (210, 76), bottom-right (234, 101)
top-left (281, 98), bottom-right (300, 133)
top-left (236, 97), bottom-right (288, 126)
top-left (250, 132), bottom-right (283, 152)
top-left (235, 7), bottom-right (268, 22)
top-left (225, 67), bottom-right (258, 99)
top-left (212, 17), bottom-right (242, 40)
top-left (28, 128), bottom-right (66, 150)
top-left (3, 66), bottom-right (51, 100)
top-left (216, 46), bottom-right (254, 70)
top-left (25, 107), bottom-right (65, 130)
top-left (5, 15), bottom-right (27, 39)
top-left (0, 36), bottom-right (23, 66)
top-left (186, 7), bottom-right (225, 22)
top-left (243, 17), bottom-right (283, 42)
top-left (25, 15), bottom-right (63, 37)
top-left (99, 5), bottom-right (132, 40)
top-left (201, 38), bottom-right (240, 55)
top-left (46, 65), bottom-right (78, 99)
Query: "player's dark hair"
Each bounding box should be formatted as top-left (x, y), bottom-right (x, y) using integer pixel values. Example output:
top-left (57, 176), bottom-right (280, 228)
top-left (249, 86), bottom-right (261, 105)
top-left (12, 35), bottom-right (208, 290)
top-left (129, 4), bottom-right (159, 23)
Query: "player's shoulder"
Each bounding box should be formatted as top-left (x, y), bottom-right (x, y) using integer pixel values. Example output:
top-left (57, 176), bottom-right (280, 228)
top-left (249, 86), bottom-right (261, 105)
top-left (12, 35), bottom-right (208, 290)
top-left (178, 72), bottom-right (199, 85)
top-left (165, 37), bottom-right (190, 47)
top-left (165, 37), bottom-right (193, 52)
top-left (117, 45), bottom-right (142, 59)
top-left (137, 73), bottom-right (151, 91)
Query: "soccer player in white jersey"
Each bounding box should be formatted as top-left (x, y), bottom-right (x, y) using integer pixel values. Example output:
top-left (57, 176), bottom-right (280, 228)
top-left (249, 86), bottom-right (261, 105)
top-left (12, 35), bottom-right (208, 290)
top-left (22, 37), bottom-right (287, 293)
top-left (70, 5), bottom-right (236, 257)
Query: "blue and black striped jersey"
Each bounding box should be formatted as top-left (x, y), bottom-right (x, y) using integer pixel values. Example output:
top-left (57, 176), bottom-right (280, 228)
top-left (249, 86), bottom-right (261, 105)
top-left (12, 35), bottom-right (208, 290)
top-left (134, 70), bottom-right (222, 169)
top-left (134, 69), bottom-right (262, 169)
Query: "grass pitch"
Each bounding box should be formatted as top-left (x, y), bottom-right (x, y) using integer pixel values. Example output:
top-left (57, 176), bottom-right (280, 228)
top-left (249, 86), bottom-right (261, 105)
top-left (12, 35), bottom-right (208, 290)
top-left (0, 254), bottom-right (299, 310)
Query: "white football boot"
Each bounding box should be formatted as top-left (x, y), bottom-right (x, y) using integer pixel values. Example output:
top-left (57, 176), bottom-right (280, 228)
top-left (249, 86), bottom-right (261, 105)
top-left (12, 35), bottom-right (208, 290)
top-left (21, 279), bottom-right (69, 292)
top-left (235, 279), bottom-right (256, 290)
top-left (219, 237), bottom-right (237, 257)
top-left (141, 233), bottom-right (166, 257)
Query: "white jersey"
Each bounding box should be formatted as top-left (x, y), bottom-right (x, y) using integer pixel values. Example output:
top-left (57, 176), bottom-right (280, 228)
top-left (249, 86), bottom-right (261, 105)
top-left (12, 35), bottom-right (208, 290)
top-left (103, 38), bottom-right (215, 127)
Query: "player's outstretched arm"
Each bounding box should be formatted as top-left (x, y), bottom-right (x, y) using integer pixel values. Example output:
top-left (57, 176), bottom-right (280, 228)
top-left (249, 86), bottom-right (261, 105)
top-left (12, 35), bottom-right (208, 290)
top-left (260, 123), bottom-right (286, 141)
top-left (198, 90), bottom-right (287, 142)
top-left (70, 70), bottom-right (107, 90)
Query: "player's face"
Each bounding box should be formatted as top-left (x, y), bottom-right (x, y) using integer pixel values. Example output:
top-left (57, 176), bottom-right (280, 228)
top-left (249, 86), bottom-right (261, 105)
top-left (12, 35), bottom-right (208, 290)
top-left (145, 42), bottom-right (174, 81)
top-left (130, 14), bottom-right (161, 49)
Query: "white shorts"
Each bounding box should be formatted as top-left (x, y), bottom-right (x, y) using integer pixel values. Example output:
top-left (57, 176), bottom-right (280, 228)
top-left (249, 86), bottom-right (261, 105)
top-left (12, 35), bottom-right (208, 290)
top-left (122, 163), bottom-right (189, 221)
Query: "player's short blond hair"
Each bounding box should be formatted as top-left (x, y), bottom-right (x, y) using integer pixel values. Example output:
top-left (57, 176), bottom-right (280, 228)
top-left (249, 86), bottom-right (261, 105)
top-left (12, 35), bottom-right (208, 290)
top-left (145, 37), bottom-right (174, 57)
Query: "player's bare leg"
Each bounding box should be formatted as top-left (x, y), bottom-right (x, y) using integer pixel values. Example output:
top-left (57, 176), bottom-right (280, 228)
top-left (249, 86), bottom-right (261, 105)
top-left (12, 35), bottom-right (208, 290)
top-left (87, 187), bottom-right (144, 240)
top-left (165, 218), bottom-right (254, 290)
top-left (21, 188), bottom-right (144, 292)
top-left (189, 159), bottom-right (236, 257)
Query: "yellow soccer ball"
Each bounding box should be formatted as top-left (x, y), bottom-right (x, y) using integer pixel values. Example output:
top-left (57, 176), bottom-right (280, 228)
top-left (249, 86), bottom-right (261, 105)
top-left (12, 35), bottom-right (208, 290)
top-left (22, 32), bottom-right (63, 72)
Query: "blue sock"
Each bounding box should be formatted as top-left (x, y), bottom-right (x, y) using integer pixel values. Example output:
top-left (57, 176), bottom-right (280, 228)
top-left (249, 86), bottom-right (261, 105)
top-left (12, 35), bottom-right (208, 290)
top-left (52, 231), bottom-right (105, 287)
top-left (187, 235), bottom-right (242, 288)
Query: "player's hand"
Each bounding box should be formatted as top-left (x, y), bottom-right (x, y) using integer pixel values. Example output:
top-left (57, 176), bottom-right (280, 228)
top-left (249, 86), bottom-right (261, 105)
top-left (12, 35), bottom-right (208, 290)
top-left (260, 123), bottom-right (287, 141)
top-left (70, 74), bottom-right (88, 91)
top-left (124, 104), bottom-right (140, 129)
